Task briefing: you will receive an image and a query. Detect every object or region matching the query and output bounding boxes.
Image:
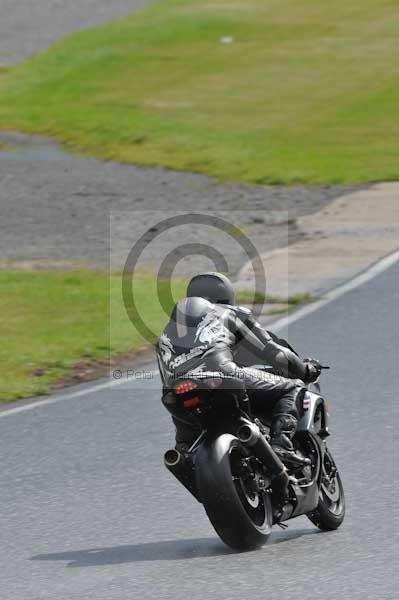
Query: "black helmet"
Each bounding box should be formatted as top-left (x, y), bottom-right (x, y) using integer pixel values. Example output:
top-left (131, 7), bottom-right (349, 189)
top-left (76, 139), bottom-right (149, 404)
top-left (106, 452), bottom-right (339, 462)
top-left (186, 272), bottom-right (234, 305)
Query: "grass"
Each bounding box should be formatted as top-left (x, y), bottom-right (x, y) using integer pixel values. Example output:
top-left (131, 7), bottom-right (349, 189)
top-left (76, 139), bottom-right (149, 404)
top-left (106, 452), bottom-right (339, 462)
top-left (266, 293), bottom-right (317, 314)
top-left (284, 293), bottom-right (317, 306)
top-left (235, 290), bottom-right (270, 305)
top-left (235, 290), bottom-right (316, 307)
top-left (235, 290), bottom-right (317, 315)
top-left (0, 0), bottom-right (398, 183)
top-left (0, 271), bottom-right (187, 402)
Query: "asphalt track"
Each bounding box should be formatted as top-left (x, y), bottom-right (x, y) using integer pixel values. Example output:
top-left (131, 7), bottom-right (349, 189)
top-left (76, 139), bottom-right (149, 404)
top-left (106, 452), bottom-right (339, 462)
top-left (0, 0), bottom-right (152, 64)
top-left (1, 259), bottom-right (399, 600)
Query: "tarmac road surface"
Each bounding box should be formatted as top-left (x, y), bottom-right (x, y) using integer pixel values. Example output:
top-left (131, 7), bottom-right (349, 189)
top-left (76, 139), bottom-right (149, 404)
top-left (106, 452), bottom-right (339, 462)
top-left (0, 0), bottom-right (153, 64)
top-left (1, 259), bottom-right (398, 599)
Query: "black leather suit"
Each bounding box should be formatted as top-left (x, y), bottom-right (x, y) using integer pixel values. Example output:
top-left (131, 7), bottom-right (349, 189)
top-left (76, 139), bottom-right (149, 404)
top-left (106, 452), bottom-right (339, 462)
top-left (157, 296), bottom-right (313, 448)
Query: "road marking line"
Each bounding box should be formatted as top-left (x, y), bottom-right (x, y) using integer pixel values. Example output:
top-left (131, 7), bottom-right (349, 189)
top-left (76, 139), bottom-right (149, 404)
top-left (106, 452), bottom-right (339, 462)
top-left (271, 248), bottom-right (399, 333)
top-left (0, 374), bottom-right (158, 419)
top-left (1, 247), bottom-right (398, 419)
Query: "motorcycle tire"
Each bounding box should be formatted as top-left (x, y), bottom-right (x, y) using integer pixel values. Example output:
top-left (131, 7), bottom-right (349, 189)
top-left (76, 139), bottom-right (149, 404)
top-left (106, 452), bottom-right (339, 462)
top-left (307, 447), bottom-right (345, 531)
top-left (196, 433), bottom-right (272, 551)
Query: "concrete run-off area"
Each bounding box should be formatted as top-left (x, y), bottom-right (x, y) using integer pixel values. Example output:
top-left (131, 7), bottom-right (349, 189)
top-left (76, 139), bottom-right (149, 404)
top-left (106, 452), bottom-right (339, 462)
top-left (238, 183), bottom-right (399, 298)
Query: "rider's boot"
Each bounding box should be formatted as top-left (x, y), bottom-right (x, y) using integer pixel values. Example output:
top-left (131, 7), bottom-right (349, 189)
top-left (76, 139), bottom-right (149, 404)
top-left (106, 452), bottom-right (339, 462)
top-left (271, 414), bottom-right (311, 469)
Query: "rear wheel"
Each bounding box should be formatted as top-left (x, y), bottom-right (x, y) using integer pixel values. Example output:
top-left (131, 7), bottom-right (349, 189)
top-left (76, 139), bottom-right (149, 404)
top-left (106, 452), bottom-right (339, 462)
top-left (196, 434), bottom-right (272, 551)
top-left (307, 447), bottom-right (345, 530)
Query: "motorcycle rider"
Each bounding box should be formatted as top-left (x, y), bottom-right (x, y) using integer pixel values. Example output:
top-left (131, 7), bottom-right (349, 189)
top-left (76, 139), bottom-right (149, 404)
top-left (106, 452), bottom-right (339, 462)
top-left (157, 272), bottom-right (321, 467)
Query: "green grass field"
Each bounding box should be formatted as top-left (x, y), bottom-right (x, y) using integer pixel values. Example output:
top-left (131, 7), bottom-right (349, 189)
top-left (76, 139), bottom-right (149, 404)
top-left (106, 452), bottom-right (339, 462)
top-left (0, 271), bottom-right (187, 402)
top-left (0, 0), bottom-right (398, 183)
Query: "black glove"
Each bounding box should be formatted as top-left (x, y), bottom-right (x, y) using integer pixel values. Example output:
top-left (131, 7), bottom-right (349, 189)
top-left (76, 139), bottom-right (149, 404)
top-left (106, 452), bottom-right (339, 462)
top-left (303, 358), bottom-right (322, 383)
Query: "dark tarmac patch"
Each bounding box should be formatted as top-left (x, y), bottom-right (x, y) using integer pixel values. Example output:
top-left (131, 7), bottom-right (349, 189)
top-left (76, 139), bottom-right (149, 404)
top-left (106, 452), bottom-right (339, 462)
top-left (0, 132), bottom-right (364, 275)
top-left (0, 0), bottom-right (153, 65)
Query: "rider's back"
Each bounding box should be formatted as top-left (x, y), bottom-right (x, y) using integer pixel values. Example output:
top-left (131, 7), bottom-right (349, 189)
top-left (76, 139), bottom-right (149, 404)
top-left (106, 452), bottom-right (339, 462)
top-left (157, 296), bottom-right (237, 383)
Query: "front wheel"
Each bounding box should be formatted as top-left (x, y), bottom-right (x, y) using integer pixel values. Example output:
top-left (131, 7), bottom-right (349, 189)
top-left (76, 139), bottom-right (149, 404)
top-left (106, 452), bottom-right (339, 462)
top-left (196, 434), bottom-right (272, 551)
top-left (307, 447), bottom-right (345, 530)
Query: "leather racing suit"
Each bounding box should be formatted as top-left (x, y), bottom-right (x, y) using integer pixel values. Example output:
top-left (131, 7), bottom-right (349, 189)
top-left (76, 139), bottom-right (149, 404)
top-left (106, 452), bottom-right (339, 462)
top-left (156, 296), bottom-right (316, 452)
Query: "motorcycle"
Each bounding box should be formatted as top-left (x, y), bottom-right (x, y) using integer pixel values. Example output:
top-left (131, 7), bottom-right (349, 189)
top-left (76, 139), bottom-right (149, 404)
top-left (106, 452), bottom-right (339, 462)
top-left (163, 366), bottom-right (345, 551)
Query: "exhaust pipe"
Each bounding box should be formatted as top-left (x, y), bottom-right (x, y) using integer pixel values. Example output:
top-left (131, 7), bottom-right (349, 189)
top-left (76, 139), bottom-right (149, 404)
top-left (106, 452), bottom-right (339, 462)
top-left (238, 421), bottom-right (289, 500)
top-left (164, 449), bottom-right (201, 502)
top-left (164, 449), bottom-right (181, 467)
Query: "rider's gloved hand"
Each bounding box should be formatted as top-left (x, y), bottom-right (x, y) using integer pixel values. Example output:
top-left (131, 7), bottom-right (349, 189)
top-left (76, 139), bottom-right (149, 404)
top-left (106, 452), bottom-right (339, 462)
top-left (303, 358), bottom-right (322, 383)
